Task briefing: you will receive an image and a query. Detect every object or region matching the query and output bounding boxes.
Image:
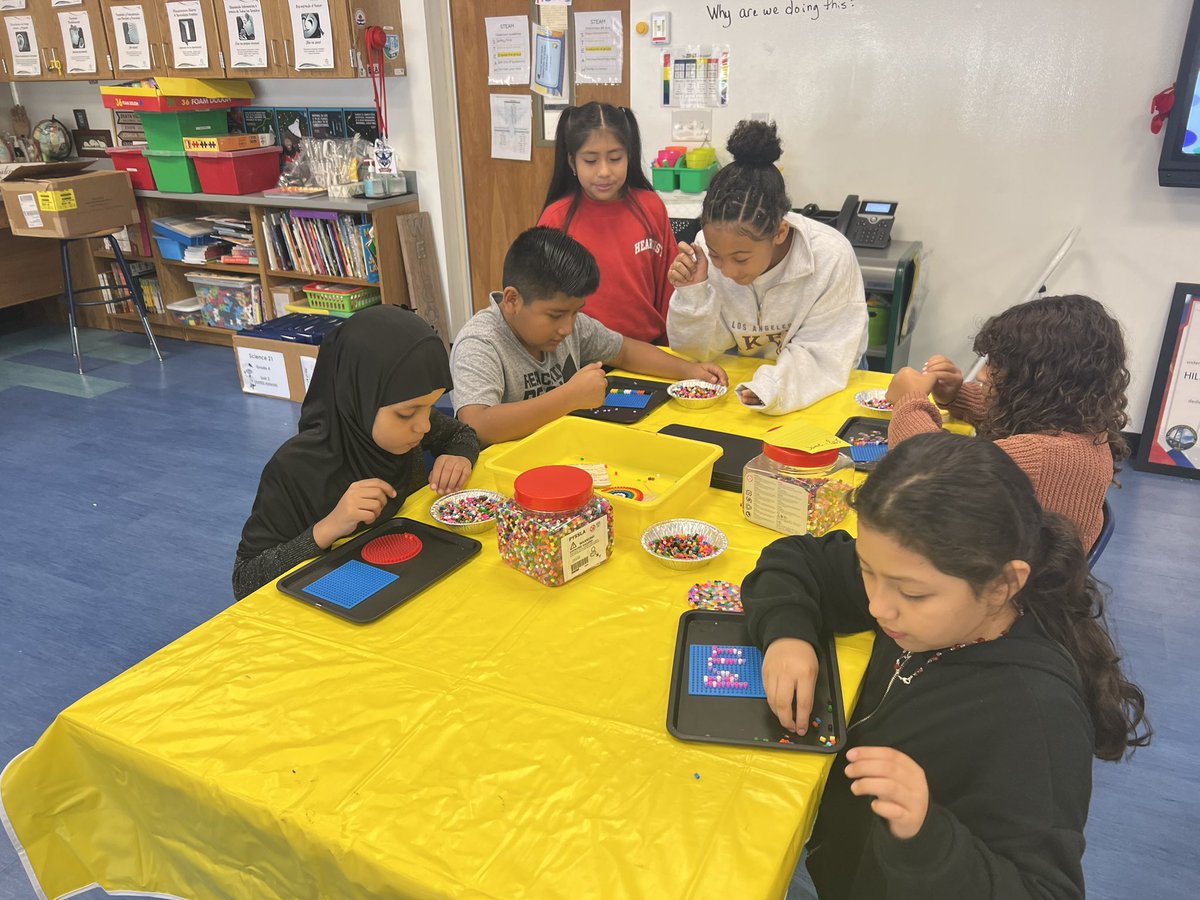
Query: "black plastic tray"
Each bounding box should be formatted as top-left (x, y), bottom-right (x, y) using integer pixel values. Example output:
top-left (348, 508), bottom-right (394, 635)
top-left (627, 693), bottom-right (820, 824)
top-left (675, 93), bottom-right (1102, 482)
top-left (570, 375), bottom-right (672, 425)
top-left (277, 517), bottom-right (481, 624)
top-left (658, 424), bottom-right (762, 492)
top-left (836, 415), bottom-right (892, 471)
top-left (666, 610), bottom-right (847, 753)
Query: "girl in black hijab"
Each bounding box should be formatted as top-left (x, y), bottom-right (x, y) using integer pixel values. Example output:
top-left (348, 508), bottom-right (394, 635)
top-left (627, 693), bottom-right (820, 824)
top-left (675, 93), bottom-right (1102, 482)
top-left (233, 306), bottom-right (480, 600)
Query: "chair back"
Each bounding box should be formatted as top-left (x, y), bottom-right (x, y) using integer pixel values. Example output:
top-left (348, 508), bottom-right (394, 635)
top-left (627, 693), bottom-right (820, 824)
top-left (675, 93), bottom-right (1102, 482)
top-left (1087, 498), bottom-right (1115, 568)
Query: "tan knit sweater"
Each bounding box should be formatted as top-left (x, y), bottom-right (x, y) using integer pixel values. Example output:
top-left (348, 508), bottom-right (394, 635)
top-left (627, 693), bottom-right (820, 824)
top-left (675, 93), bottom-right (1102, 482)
top-left (888, 383), bottom-right (1112, 549)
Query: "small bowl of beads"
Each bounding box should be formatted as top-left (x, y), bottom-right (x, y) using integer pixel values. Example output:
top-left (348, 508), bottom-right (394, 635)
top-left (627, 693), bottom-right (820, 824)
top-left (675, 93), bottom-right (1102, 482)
top-left (667, 379), bottom-right (728, 410)
top-left (854, 389), bottom-right (894, 416)
top-left (641, 518), bottom-right (729, 571)
top-left (430, 489), bottom-right (504, 534)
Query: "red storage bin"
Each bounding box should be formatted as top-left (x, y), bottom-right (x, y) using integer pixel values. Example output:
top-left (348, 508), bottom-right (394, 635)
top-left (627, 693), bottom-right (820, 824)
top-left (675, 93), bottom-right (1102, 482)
top-left (186, 146), bottom-right (283, 195)
top-left (105, 146), bottom-right (157, 191)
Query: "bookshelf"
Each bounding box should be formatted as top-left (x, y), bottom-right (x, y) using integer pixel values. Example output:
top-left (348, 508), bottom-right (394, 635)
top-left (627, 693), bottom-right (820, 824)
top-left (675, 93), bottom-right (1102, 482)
top-left (79, 179), bottom-right (421, 348)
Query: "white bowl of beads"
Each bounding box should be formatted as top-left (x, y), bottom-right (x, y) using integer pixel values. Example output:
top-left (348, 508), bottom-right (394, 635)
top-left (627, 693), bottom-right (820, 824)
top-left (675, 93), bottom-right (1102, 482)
top-left (854, 389), bottom-right (895, 417)
top-left (641, 518), bottom-right (729, 571)
top-left (667, 379), bottom-right (728, 410)
top-left (430, 489), bottom-right (504, 534)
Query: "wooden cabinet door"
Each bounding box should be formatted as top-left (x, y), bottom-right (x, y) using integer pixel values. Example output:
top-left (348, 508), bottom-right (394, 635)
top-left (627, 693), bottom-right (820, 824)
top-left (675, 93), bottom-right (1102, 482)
top-left (47, 0), bottom-right (113, 80)
top-left (274, 0), bottom-right (355, 78)
top-left (156, 0), bottom-right (226, 77)
top-left (100, 0), bottom-right (167, 75)
top-left (215, 0), bottom-right (286, 77)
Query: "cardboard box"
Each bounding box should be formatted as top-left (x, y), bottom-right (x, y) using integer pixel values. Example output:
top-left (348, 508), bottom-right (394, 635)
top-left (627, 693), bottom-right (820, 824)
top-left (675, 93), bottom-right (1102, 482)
top-left (232, 334), bottom-right (320, 403)
top-left (1, 164), bottom-right (138, 239)
top-left (100, 78), bottom-right (254, 112)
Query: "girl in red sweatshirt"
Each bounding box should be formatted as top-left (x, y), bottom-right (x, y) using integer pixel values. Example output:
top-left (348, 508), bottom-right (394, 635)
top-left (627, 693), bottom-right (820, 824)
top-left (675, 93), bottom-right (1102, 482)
top-left (538, 102), bottom-right (675, 343)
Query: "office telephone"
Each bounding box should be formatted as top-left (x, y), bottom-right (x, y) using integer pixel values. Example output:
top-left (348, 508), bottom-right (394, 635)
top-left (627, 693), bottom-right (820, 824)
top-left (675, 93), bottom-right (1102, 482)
top-left (799, 195), bottom-right (899, 249)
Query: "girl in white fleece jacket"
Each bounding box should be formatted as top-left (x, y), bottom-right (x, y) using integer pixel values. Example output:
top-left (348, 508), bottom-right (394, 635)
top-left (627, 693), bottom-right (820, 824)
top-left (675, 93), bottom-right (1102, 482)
top-left (666, 121), bottom-right (867, 414)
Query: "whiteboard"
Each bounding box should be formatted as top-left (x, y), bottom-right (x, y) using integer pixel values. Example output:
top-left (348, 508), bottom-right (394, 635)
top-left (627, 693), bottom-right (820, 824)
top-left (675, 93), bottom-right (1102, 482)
top-left (631, 0), bottom-right (1200, 431)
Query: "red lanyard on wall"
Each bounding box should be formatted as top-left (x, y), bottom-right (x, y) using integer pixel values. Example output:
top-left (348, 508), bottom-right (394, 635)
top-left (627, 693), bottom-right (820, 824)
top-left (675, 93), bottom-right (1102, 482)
top-left (365, 26), bottom-right (389, 140)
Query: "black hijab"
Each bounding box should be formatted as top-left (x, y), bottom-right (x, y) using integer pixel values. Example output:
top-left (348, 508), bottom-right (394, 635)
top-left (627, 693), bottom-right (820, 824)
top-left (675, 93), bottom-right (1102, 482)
top-left (237, 306), bottom-right (453, 558)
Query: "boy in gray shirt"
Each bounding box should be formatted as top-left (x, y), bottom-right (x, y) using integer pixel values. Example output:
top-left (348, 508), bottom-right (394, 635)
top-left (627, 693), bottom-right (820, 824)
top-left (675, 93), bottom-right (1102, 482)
top-left (451, 227), bottom-right (727, 445)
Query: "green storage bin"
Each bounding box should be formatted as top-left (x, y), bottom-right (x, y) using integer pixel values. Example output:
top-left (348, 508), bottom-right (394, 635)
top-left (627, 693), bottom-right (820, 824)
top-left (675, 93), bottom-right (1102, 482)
top-left (651, 157), bottom-right (686, 192)
top-left (142, 149), bottom-right (203, 193)
top-left (139, 109), bottom-right (229, 151)
top-left (678, 162), bottom-right (720, 194)
top-left (303, 282), bottom-right (382, 313)
top-left (868, 304), bottom-right (891, 347)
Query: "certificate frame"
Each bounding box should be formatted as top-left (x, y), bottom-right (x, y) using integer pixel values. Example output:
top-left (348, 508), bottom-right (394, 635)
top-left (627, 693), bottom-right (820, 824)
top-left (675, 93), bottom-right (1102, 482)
top-left (1133, 282), bottom-right (1200, 479)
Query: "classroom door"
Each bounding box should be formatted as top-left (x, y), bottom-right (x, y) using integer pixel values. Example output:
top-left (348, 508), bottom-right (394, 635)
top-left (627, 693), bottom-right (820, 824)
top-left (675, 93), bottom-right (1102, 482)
top-left (449, 0), bottom-right (630, 312)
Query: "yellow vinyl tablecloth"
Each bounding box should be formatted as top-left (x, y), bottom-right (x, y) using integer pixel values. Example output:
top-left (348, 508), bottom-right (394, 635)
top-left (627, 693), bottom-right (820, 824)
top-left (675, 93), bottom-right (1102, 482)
top-left (2, 364), bottom-right (949, 899)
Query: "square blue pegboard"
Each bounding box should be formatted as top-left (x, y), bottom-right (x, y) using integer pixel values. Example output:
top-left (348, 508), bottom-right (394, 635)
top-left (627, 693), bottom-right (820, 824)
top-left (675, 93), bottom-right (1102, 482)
top-left (851, 443), bottom-right (888, 464)
top-left (603, 390), bottom-right (652, 409)
top-left (688, 644), bottom-right (767, 697)
top-left (302, 560), bottom-right (398, 608)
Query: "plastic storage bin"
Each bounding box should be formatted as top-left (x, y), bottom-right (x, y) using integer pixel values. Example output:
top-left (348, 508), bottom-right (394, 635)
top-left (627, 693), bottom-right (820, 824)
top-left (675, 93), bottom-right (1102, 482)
top-left (496, 465), bottom-right (614, 587)
top-left (187, 146), bottom-right (283, 195)
top-left (303, 282), bottom-right (382, 313)
top-left (742, 445), bottom-right (854, 536)
top-left (685, 146), bottom-right (716, 169)
top-left (142, 150), bottom-right (203, 193)
top-left (154, 237), bottom-right (186, 261)
top-left (139, 109), bottom-right (229, 151)
top-left (185, 272), bottom-right (264, 330)
top-left (486, 417), bottom-right (721, 541)
top-left (679, 162), bottom-right (720, 194)
top-left (652, 157), bottom-right (686, 192)
top-left (166, 296), bottom-right (204, 327)
top-left (104, 146), bottom-right (156, 191)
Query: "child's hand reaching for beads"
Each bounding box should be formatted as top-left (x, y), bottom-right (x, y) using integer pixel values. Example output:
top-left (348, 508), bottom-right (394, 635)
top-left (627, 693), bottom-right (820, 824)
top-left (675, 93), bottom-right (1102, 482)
top-left (429, 455), bottom-right (472, 495)
top-left (687, 361), bottom-right (729, 386)
top-left (762, 637), bottom-right (819, 733)
top-left (314, 478), bottom-right (397, 549)
top-left (845, 746), bottom-right (930, 840)
top-left (669, 242), bottom-right (709, 288)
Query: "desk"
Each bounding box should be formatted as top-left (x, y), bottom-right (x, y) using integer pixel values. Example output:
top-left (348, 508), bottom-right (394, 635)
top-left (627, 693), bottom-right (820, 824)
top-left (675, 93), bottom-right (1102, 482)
top-left (1, 365), bottom-right (913, 898)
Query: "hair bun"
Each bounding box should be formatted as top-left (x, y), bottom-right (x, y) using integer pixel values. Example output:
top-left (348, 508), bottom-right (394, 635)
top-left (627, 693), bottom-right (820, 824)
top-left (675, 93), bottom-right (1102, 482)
top-left (726, 120), bottom-right (782, 167)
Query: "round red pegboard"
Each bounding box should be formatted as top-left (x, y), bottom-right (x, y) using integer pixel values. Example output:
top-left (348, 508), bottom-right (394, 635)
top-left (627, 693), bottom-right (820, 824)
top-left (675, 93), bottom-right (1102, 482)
top-left (361, 532), bottom-right (424, 565)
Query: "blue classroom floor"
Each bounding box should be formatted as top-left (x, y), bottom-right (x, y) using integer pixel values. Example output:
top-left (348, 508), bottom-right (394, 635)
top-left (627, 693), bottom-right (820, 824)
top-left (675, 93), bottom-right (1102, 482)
top-left (1, 324), bottom-right (1197, 897)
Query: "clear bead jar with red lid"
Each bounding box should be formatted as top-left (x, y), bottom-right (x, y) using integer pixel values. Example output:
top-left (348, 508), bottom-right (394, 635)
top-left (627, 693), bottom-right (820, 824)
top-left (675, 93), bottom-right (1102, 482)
top-left (497, 465), bottom-right (614, 587)
top-left (742, 442), bottom-right (854, 536)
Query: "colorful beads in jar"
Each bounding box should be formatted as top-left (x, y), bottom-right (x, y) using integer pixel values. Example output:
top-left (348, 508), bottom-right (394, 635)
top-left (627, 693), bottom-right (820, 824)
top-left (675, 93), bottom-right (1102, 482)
top-left (742, 445), bottom-right (854, 536)
top-left (497, 465), bottom-right (614, 587)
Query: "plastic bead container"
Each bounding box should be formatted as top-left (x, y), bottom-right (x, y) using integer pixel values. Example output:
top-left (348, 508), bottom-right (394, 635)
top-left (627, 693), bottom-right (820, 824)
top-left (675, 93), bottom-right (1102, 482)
top-left (742, 444), bottom-right (854, 536)
top-left (497, 465), bottom-right (614, 587)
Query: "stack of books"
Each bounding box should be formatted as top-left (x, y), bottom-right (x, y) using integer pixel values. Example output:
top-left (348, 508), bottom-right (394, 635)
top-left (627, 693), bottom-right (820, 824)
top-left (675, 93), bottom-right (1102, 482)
top-left (199, 215), bottom-right (257, 266)
top-left (260, 210), bottom-right (378, 282)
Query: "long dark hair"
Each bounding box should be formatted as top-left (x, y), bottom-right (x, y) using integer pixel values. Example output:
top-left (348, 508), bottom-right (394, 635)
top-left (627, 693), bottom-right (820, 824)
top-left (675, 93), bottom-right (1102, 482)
top-left (973, 294), bottom-right (1131, 462)
top-left (542, 102), bottom-right (656, 235)
top-left (701, 119), bottom-right (791, 238)
top-left (853, 431), bottom-right (1150, 762)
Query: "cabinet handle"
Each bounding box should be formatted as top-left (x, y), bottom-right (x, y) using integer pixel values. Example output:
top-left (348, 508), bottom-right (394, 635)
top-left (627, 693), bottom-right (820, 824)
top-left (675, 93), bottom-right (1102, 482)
top-left (269, 39), bottom-right (277, 66)
top-left (149, 42), bottom-right (155, 68)
top-left (283, 39), bottom-right (291, 67)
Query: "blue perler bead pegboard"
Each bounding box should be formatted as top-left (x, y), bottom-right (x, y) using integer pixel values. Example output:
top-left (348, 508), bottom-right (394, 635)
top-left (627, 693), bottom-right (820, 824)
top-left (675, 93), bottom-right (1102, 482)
top-left (603, 390), bottom-right (652, 409)
top-left (688, 644), bottom-right (767, 697)
top-left (851, 443), bottom-right (888, 464)
top-left (303, 560), bottom-right (398, 608)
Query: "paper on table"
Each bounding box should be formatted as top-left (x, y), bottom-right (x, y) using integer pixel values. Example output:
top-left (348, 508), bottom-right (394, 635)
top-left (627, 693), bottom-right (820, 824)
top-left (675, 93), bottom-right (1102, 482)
top-left (224, 0), bottom-right (268, 70)
top-left (490, 94), bottom-right (532, 162)
top-left (167, 0), bottom-right (209, 69)
top-left (485, 15), bottom-right (529, 85)
top-left (574, 11), bottom-right (622, 85)
top-left (759, 421), bottom-right (849, 453)
top-left (109, 5), bottom-right (151, 71)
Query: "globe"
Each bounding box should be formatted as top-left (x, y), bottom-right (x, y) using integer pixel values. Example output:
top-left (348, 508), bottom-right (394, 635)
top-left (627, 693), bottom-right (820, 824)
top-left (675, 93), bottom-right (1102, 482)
top-left (32, 117), bottom-right (73, 161)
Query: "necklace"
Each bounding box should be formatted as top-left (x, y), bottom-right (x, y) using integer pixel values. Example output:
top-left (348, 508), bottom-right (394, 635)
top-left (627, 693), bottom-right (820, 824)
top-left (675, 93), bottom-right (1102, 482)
top-left (893, 608), bottom-right (1023, 685)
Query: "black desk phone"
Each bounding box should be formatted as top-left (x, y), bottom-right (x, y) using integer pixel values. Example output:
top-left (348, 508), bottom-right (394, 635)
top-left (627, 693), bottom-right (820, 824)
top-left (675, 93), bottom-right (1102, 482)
top-left (799, 195), bottom-right (899, 249)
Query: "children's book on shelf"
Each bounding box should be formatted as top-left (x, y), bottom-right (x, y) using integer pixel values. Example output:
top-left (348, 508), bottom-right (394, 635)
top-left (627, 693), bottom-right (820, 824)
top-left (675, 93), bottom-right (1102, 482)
top-left (260, 209), bottom-right (378, 282)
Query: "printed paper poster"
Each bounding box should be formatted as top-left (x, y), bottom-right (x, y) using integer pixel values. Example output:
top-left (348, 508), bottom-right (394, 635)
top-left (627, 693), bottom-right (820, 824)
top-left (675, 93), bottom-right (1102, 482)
top-left (110, 5), bottom-right (151, 71)
top-left (574, 11), bottom-right (622, 85)
top-left (4, 15), bottom-right (40, 76)
top-left (1148, 294), bottom-right (1200, 470)
top-left (58, 10), bottom-right (98, 74)
top-left (0, 0), bottom-right (27, 9)
top-left (490, 94), bottom-right (532, 161)
top-left (223, 0), bottom-right (267, 69)
top-left (288, 0), bottom-right (334, 70)
top-left (167, 0), bottom-right (210, 69)
top-left (530, 23), bottom-right (567, 100)
top-left (485, 15), bottom-right (529, 85)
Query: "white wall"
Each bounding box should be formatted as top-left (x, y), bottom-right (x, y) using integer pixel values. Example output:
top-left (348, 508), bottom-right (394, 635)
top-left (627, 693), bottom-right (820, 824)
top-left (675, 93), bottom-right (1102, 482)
top-left (8, 0), bottom-right (471, 332)
top-left (630, 0), bottom-right (1200, 431)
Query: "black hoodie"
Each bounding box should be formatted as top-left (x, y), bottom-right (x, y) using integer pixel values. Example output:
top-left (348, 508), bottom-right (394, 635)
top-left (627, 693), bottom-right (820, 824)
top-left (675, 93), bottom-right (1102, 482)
top-left (744, 532), bottom-right (1094, 900)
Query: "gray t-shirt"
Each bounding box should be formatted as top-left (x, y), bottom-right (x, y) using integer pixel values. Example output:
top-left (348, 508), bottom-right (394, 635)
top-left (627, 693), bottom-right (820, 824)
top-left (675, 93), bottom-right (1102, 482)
top-left (450, 293), bottom-right (625, 410)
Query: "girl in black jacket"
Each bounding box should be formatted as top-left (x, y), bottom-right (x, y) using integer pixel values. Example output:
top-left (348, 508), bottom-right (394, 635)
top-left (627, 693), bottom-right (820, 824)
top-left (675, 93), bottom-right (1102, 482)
top-left (744, 431), bottom-right (1149, 899)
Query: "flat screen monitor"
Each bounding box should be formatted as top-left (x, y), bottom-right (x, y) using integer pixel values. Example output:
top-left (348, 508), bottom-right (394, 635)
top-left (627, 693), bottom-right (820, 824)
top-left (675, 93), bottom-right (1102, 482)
top-left (1159, 0), bottom-right (1200, 186)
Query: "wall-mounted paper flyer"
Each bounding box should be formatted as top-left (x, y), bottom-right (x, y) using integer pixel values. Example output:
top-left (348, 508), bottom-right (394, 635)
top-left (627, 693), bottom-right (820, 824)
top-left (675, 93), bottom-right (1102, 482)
top-left (224, 0), bottom-right (268, 69)
top-left (530, 23), bottom-right (567, 101)
top-left (4, 15), bottom-right (40, 76)
top-left (0, 2), bottom-right (28, 12)
top-left (58, 10), bottom-right (98, 74)
top-left (490, 94), bottom-right (532, 161)
top-left (110, 5), bottom-right (151, 70)
top-left (288, 0), bottom-right (334, 70)
top-left (167, 0), bottom-right (210, 69)
top-left (485, 15), bottom-right (529, 85)
top-left (50, 0), bottom-right (83, 7)
top-left (574, 11), bottom-right (621, 85)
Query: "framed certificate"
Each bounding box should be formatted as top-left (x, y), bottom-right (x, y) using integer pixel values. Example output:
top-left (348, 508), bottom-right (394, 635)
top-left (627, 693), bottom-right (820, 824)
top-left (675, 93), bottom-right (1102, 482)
top-left (1134, 282), bottom-right (1200, 479)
